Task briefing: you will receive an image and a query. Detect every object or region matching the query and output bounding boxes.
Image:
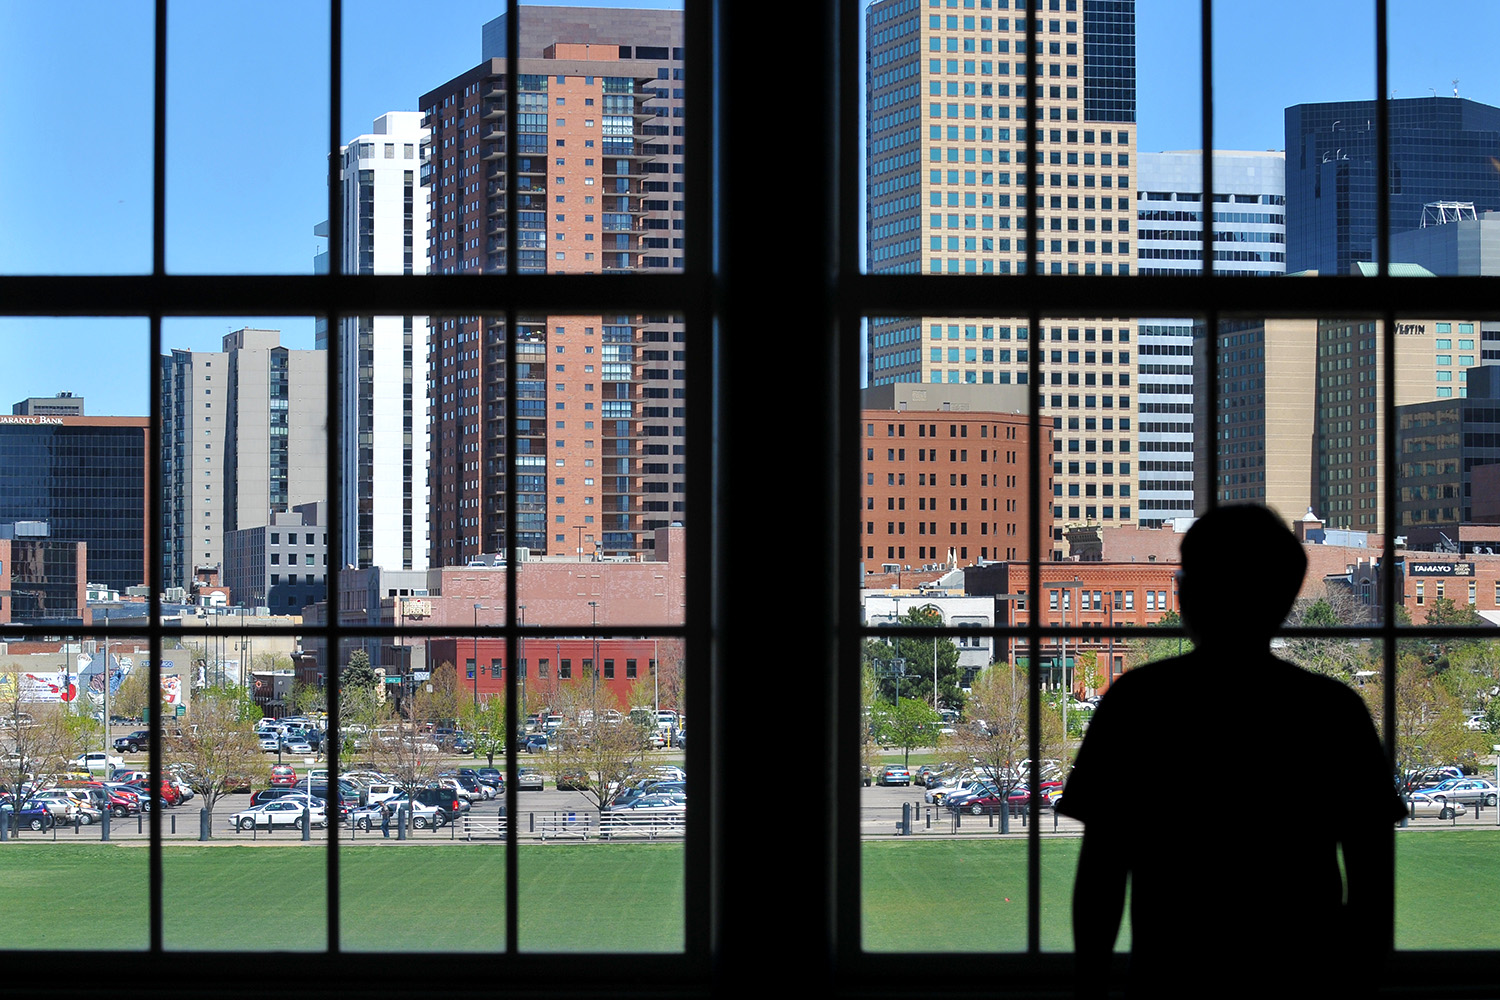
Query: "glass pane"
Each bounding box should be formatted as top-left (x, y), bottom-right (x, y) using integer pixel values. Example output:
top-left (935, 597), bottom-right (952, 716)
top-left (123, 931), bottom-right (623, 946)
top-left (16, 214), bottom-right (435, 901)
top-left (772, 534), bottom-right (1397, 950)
top-left (0, 319), bottom-right (150, 598)
top-left (863, 0), bottom-right (1138, 278)
top-left (0, 634), bottom-right (148, 948)
top-left (159, 319), bottom-right (327, 622)
top-left (166, 4), bottom-right (329, 273)
top-left (337, 637), bottom-right (506, 951)
top-left (1217, 0), bottom-right (1372, 276)
top-left (1384, 2), bottom-right (1500, 278)
top-left (518, 638), bottom-right (685, 952)
top-left (0, 4), bottom-right (153, 274)
top-left (1394, 635), bottom-right (1500, 949)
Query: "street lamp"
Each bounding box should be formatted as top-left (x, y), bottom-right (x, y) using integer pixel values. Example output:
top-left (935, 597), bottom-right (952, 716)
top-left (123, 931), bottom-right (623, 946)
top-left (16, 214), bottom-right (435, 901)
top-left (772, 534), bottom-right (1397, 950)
top-left (588, 601), bottom-right (599, 705)
top-left (1043, 577), bottom-right (1086, 749)
top-left (517, 604), bottom-right (526, 728)
top-left (473, 603), bottom-right (483, 709)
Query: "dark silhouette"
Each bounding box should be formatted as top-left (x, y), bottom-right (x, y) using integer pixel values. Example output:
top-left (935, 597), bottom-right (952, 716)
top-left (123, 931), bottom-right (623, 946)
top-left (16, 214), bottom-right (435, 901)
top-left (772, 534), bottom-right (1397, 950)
top-left (1057, 505), bottom-right (1404, 998)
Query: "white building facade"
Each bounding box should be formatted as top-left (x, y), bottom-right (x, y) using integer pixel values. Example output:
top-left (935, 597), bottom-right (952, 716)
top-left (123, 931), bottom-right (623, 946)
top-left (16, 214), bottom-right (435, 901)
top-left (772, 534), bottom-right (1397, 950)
top-left (317, 112), bottom-right (431, 571)
top-left (1135, 150), bottom-right (1286, 526)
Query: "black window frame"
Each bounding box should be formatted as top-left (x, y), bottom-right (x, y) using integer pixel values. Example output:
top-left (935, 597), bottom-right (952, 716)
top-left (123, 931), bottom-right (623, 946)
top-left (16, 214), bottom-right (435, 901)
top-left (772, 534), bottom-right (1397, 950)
top-left (2, 1), bottom-right (1499, 997)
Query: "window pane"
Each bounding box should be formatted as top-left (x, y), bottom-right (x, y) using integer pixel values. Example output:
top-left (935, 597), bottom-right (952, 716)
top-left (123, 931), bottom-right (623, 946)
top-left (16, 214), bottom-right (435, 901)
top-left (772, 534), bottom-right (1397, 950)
top-left (519, 638), bottom-right (685, 952)
top-left (0, 4), bottom-right (153, 275)
top-left (1217, 0), bottom-right (1372, 277)
top-left (1384, 3), bottom-right (1500, 278)
top-left (863, 0), bottom-right (1138, 278)
top-left (336, 636), bottom-right (507, 950)
top-left (166, 4), bottom-right (329, 273)
top-left (1394, 637), bottom-right (1500, 949)
top-left (0, 634), bottom-right (148, 949)
top-left (160, 319), bottom-right (327, 624)
top-left (0, 319), bottom-right (149, 599)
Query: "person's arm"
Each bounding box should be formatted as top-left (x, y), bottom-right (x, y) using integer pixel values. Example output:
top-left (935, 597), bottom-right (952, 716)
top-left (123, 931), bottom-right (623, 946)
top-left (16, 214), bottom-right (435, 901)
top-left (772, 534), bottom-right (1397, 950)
top-left (1073, 829), bottom-right (1128, 1000)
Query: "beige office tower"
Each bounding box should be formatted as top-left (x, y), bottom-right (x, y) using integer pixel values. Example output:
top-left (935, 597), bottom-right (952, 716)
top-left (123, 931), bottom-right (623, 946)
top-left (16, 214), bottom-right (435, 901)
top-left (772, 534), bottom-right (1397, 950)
top-left (865, 0), bottom-right (1138, 559)
top-left (1198, 303), bottom-right (1478, 535)
top-left (161, 329), bottom-right (328, 592)
top-left (1197, 318), bottom-right (1318, 529)
top-left (1315, 314), bottom-right (1481, 534)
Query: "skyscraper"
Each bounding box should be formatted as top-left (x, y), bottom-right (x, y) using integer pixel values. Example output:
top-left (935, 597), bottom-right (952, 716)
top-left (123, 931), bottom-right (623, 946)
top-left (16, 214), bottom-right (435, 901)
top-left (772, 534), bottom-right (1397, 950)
top-left (865, 0), bottom-right (1139, 557)
top-left (1285, 97), bottom-right (1500, 276)
top-left (160, 329), bottom-right (327, 592)
top-left (1133, 149), bottom-right (1285, 525)
top-left (420, 7), bottom-right (685, 566)
top-left (316, 111), bottom-right (431, 572)
top-left (0, 405), bottom-right (147, 594)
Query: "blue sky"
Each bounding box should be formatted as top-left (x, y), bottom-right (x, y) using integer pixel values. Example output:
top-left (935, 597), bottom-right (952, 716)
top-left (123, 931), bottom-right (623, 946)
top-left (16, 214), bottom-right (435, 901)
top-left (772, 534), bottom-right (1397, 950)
top-left (1, 0), bottom-right (1495, 414)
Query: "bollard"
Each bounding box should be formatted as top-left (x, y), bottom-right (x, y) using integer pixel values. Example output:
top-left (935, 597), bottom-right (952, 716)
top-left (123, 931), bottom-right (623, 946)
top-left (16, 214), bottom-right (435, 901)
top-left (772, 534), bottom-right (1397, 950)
top-left (138, 813), bottom-right (143, 834)
top-left (75, 816), bottom-right (81, 835)
top-left (999, 806), bottom-right (1009, 835)
top-left (397, 806), bottom-right (407, 840)
top-left (101, 809), bottom-right (110, 841)
top-left (901, 801), bottom-right (911, 836)
top-left (199, 808), bottom-right (211, 842)
top-left (1, 814), bottom-right (8, 842)
top-left (302, 806), bottom-right (311, 842)
top-left (170, 813), bottom-right (176, 835)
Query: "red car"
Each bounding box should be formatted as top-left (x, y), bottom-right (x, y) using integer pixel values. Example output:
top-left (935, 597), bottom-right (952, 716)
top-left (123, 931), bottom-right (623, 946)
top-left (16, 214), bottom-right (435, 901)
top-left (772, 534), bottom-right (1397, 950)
top-left (270, 764), bottom-right (298, 787)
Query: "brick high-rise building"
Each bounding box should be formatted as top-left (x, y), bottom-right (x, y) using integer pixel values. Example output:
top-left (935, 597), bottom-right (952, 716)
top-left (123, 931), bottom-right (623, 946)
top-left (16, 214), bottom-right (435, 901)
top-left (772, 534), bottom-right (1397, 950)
top-left (421, 7), bottom-right (684, 567)
top-left (860, 383), bottom-right (1050, 573)
top-left (865, 0), bottom-right (1138, 557)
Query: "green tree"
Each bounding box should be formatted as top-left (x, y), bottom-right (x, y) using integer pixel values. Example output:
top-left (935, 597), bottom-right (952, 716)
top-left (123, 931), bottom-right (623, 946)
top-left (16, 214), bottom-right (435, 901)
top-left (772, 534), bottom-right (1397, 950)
top-left (1127, 609), bottom-right (1192, 668)
top-left (342, 648), bottom-right (378, 690)
top-left (167, 685), bottom-right (268, 839)
top-left (871, 696), bottom-right (941, 765)
top-left (1281, 589), bottom-right (1378, 680)
top-left (459, 695), bottom-right (509, 768)
top-left (949, 663), bottom-right (1067, 829)
top-left (547, 678), bottom-right (649, 811)
top-left (864, 607), bottom-right (965, 712)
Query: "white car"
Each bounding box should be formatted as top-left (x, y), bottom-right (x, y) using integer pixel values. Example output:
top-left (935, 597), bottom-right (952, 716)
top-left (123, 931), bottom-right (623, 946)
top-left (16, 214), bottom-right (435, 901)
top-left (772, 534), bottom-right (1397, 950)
top-left (1409, 792), bottom-right (1467, 820)
top-left (69, 752), bottom-right (124, 775)
top-left (228, 798), bottom-right (328, 832)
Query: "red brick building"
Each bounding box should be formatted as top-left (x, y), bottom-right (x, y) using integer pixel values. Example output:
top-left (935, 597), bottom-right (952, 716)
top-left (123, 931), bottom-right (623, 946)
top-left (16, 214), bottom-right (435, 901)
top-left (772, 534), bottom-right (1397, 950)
top-left (861, 384), bottom-right (1050, 574)
top-left (425, 635), bottom-right (673, 714)
top-left (965, 560), bottom-right (1181, 690)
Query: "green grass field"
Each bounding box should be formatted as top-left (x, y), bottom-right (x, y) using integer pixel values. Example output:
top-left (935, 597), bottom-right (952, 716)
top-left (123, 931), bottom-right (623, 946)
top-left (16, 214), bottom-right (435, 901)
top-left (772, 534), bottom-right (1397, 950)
top-left (1, 843), bottom-right (684, 952)
top-left (2, 830), bottom-right (1495, 952)
top-left (862, 830), bottom-right (1500, 952)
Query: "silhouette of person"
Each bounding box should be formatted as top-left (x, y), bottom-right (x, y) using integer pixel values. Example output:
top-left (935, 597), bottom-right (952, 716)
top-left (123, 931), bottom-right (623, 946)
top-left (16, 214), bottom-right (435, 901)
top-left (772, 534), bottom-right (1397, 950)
top-left (1057, 504), bottom-right (1405, 999)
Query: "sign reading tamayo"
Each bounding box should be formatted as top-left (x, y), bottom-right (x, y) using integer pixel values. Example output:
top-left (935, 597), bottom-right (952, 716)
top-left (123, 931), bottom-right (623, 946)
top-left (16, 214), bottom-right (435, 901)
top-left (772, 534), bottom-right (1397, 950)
top-left (1408, 562), bottom-right (1474, 577)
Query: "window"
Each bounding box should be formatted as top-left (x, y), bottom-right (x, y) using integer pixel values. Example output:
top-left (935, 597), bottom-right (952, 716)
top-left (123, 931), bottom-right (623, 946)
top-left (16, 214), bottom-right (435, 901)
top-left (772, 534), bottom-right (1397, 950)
top-left (6, 2), bottom-right (1497, 997)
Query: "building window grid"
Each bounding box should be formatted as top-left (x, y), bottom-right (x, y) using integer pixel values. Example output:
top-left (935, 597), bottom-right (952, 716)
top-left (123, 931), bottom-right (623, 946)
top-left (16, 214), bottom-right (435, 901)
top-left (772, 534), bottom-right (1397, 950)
top-left (0, 0), bottom-right (1492, 993)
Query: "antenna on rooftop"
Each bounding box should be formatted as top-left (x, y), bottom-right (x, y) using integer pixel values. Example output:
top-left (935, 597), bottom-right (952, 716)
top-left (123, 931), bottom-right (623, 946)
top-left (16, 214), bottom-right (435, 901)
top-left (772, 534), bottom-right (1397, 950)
top-left (1453, 79), bottom-right (1461, 98)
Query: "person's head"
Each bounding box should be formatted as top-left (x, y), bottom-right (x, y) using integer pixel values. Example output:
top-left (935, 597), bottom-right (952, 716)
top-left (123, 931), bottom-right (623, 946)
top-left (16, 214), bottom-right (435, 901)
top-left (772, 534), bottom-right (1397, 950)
top-left (1177, 505), bottom-right (1306, 648)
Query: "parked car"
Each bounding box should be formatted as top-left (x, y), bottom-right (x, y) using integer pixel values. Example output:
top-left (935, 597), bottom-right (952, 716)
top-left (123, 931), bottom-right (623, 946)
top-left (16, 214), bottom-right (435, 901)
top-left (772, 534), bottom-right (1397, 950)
top-left (69, 752), bottom-right (124, 775)
top-left (269, 764), bottom-right (298, 787)
top-left (348, 798), bottom-right (445, 831)
top-left (113, 730), bottom-right (151, 753)
top-left (517, 768), bottom-right (545, 791)
top-left (228, 798), bottom-right (328, 831)
top-left (1409, 792), bottom-right (1467, 820)
top-left (525, 733), bottom-right (549, 754)
top-left (0, 794), bottom-right (55, 831)
top-left (1416, 778), bottom-right (1499, 808)
top-left (877, 765), bottom-right (912, 787)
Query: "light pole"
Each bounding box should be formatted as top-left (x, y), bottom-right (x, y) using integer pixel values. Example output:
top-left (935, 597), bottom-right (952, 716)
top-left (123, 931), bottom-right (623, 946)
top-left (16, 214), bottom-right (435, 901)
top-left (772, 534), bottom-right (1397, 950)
top-left (588, 600), bottom-right (599, 707)
top-left (1043, 577), bottom-right (1085, 750)
top-left (472, 603), bottom-right (483, 709)
top-left (517, 604), bottom-right (526, 729)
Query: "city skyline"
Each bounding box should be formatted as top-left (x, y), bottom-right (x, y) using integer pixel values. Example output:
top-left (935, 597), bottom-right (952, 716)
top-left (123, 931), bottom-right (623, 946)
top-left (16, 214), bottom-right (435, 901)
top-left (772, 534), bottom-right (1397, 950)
top-left (4, 0), bottom-right (1498, 415)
